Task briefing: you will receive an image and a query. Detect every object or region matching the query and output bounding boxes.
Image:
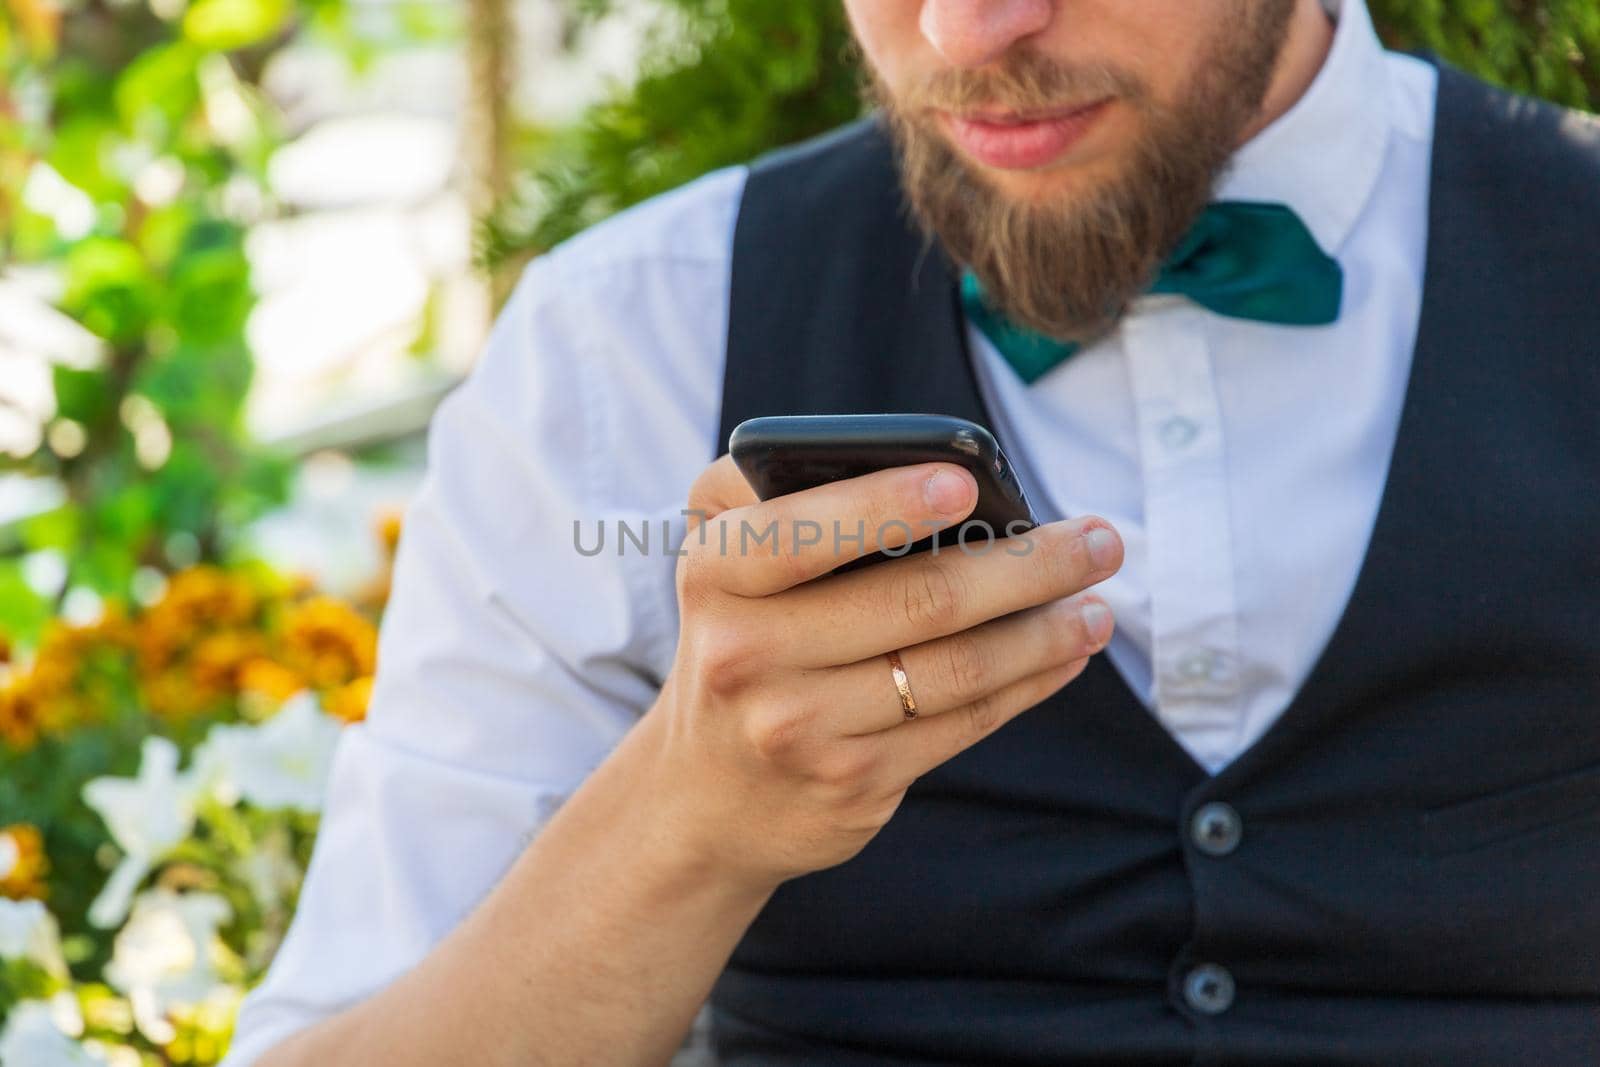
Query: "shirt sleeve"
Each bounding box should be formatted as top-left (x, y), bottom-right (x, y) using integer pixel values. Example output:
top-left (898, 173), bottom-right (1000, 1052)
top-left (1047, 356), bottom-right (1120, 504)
top-left (222, 165), bottom-right (745, 1066)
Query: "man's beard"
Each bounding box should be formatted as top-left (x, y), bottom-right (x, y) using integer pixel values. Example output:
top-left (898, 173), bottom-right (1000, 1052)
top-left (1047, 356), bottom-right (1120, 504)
top-left (867, 3), bottom-right (1296, 343)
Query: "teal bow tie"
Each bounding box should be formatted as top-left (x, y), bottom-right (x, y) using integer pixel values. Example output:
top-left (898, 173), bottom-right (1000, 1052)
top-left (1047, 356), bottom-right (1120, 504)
top-left (960, 201), bottom-right (1345, 384)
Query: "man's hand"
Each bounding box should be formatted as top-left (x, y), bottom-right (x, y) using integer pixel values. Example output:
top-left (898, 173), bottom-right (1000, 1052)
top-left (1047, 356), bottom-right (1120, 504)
top-left (255, 455), bottom-right (1123, 1067)
top-left (644, 454), bottom-right (1123, 893)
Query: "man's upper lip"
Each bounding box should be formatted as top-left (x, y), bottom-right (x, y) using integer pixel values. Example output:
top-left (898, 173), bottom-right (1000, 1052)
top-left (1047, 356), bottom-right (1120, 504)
top-left (947, 100), bottom-right (1107, 126)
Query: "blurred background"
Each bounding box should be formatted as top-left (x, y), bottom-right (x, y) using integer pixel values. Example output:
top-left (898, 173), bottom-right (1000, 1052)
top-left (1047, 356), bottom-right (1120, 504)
top-left (0, 1), bottom-right (1593, 1062)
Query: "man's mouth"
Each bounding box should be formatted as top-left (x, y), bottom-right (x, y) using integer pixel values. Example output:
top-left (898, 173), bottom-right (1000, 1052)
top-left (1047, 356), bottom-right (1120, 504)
top-left (938, 99), bottom-right (1113, 171)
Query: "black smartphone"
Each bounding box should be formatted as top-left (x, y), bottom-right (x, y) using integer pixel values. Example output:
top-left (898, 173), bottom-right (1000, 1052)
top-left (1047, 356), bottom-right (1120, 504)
top-left (727, 414), bottom-right (1039, 570)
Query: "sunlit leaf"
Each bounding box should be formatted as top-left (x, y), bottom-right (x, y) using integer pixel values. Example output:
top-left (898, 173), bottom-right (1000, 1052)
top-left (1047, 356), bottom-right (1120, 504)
top-left (135, 201), bottom-right (198, 269)
top-left (182, 0), bottom-right (292, 51)
top-left (0, 560), bottom-right (54, 647)
top-left (20, 506), bottom-right (82, 552)
top-left (44, 118), bottom-right (122, 201)
top-left (62, 238), bottom-right (155, 344)
top-left (114, 42), bottom-right (202, 137)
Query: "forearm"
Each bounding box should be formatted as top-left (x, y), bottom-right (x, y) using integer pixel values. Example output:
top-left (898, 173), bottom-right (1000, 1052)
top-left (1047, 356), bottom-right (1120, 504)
top-left (257, 711), bottom-right (775, 1067)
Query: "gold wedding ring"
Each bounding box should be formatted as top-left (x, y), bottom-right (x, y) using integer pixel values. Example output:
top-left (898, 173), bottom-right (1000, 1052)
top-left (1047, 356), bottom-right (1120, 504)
top-left (886, 649), bottom-right (918, 720)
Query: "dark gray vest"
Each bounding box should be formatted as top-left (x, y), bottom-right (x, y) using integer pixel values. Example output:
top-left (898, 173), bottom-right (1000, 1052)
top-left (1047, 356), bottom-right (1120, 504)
top-left (708, 62), bottom-right (1600, 1066)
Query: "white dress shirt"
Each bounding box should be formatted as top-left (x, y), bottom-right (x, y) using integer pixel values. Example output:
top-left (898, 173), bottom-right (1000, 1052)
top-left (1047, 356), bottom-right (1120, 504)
top-left (224, 3), bottom-right (1438, 1062)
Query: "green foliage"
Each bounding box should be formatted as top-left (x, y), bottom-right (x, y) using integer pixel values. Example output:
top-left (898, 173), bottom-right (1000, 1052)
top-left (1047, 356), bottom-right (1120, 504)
top-left (1373, 0), bottom-right (1598, 109)
top-left (482, 0), bottom-right (862, 263)
top-left (0, 957), bottom-right (58, 1024)
top-left (484, 1), bottom-right (1596, 268)
top-left (182, 0), bottom-right (294, 51)
top-left (0, 1), bottom-right (341, 650)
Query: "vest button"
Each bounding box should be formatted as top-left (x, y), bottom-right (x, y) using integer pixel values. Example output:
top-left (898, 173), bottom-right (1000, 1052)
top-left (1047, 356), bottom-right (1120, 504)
top-left (1190, 801), bottom-right (1243, 857)
top-left (1183, 963), bottom-right (1236, 1016)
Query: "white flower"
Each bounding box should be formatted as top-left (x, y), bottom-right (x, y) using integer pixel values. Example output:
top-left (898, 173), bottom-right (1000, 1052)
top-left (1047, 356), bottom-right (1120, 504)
top-left (81, 736), bottom-right (201, 929)
top-left (236, 826), bottom-right (300, 914)
top-left (0, 898), bottom-right (68, 979)
top-left (0, 1000), bottom-right (106, 1067)
top-left (103, 889), bottom-right (232, 1045)
top-left (192, 691), bottom-right (342, 813)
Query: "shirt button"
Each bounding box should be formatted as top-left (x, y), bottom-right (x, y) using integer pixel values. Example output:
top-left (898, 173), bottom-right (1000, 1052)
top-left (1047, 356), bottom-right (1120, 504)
top-left (1190, 802), bottom-right (1243, 857)
top-left (1175, 648), bottom-right (1223, 683)
top-left (1159, 415), bottom-right (1200, 451)
top-left (1183, 963), bottom-right (1236, 1016)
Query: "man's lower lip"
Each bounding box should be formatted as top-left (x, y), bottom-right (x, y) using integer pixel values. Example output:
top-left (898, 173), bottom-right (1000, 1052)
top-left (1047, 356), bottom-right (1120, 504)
top-left (942, 101), bottom-right (1111, 170)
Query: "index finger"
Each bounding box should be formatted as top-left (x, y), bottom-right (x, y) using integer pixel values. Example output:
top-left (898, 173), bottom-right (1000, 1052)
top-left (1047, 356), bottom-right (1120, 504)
top-left (686, 454), bottom-right (760, 527)
top-left (690, 461), bottom-right (978, 598)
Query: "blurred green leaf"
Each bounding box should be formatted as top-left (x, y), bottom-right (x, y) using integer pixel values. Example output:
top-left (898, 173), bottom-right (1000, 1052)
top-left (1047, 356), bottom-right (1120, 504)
top-left (168, 244), bottom-right (253, 347)
top-left (51, 365), bottom-right (115, 427)
top-left (394, 0), bottom-right (459, 42)
top-left (136, 201), bottom-right (198, 269)
top-left (20, 506), bottom-right (82, 552)
top-left (151, 438), bottom-right (224, 533)
top-left (114, 42), bottom-right (202, 137)
top-left (45, 118), bottom-right (122, 201)
top-left (0, 559), bottom-right (53, 646)
top-left (183, 0), bottom-right (293, 51)
top-left (62, 237), bottom-right (156, 344)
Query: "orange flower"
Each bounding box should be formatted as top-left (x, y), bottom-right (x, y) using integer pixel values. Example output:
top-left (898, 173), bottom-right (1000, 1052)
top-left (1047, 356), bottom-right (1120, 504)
top-left (0, 613), bottom-right (137, 740)
top-left (238, 658), bottom-right (305, 703)
top-left (136, 565), bottom-right (259, 674)
top-left (280, 597), bottom-right (377, 689)
top-left (324, 675), bottom-right (373, 724)
top-left (143, 668), bottom-right (211, 721)
top-left (127, 566), bottom-right (272, 720)
top-left (0, 824), bottom-right (48, 900)
top-left (188, 630), bottom-right (268, 693)
top-left (89, 604), bottom-right (138, 649)
top-left (30, 617), bottom-right (102, 687)
top-left (0, 682), bottom-right (44, 751)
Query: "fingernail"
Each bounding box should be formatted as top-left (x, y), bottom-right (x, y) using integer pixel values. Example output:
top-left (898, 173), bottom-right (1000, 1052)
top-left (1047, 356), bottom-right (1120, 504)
top-left (1079, 600), bottom-right (1112, 645)
top-left (1084, 526), bottom-right (1119, 570)
top-left (924, 469), bottom-right (972, 515)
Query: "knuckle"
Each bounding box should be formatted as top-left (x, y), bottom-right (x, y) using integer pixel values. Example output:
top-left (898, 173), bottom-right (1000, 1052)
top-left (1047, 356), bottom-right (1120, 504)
top-left (773, 531), bottom-right (818, 585)
top-left (677, 533), bottom-right (722, 600)
top-left (940, 631), bottom-right (990, 698)
top-left (810, 744), bottom-right (876, 790)
top-left (858, 469), bottom-right (915, 532)
top-left (744, 704), bottom-right (809, 763)
top-left (698, 633), bottom-right (759, 700)
top-left (899, 560), bottom-right (964, 630)
top-left (1045, 525), bottom-right (1095, 592)
top-left (1053, 602), bottom-right (1091, 658)
top-left (963, 690), bottom-right (1006, 739)
top-left (685, 474), bottom-right (715, 516)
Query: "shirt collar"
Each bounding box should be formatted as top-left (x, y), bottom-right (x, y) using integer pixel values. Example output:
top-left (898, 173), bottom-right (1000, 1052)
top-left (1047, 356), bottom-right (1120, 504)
top-left (1213, 0), bottom-right (1392, 256)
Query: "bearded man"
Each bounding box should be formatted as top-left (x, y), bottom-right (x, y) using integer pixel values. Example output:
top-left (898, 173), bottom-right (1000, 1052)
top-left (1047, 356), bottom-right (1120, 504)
top-left (227, 2), bottom-right (1600, 1065)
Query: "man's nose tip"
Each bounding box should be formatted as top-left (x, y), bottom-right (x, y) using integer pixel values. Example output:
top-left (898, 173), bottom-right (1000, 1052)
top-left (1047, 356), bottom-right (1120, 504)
top-left (919, 0), bottom-right (1054, 69)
